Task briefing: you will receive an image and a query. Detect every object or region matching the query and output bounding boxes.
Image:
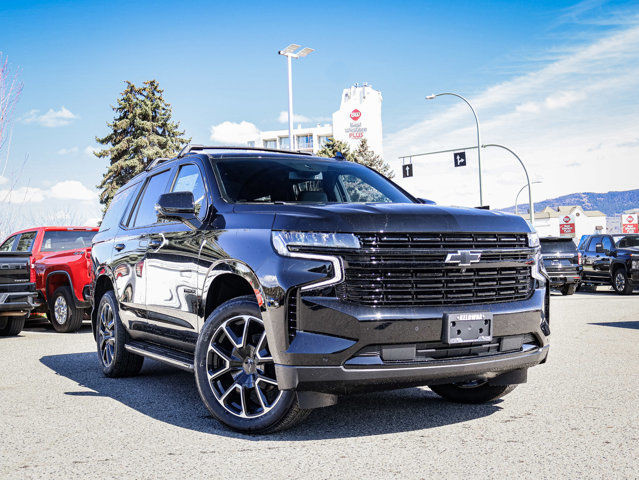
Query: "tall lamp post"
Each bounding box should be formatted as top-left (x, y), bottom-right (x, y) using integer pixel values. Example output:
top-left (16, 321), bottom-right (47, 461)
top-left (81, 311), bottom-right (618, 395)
top-left (426, 92), bottom-right (483, 206)
top-left (278, 44), bottom-right (314, 151)
top-left (515, 181), bottom-right (542, 216)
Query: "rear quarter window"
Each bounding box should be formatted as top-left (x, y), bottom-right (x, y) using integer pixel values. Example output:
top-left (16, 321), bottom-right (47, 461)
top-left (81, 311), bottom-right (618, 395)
top-left (15, 231), bottom-right (37, 252)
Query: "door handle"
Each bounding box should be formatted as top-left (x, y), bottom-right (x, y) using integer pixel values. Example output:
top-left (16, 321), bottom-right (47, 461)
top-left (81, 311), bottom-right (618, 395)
top-left (114, 243), bottom-right (125, 251)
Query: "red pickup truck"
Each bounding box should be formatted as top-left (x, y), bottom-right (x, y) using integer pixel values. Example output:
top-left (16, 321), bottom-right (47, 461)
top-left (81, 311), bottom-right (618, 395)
top-left (0, 226), bottom-right (98, 332)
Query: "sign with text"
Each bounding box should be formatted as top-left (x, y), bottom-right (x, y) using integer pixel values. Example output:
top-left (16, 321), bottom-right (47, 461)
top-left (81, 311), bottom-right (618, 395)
top-left (559, 214), bottom-right (575, 237)
top-left (402, 163), bottom-right (413, 178)
top-left (454, 151), bottom-right (466, 167)
top-left (622, 214), bottom-right (639, 233)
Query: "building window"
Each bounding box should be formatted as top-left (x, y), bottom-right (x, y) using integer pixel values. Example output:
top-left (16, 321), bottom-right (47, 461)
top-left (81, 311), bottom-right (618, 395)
top-left (318, 136), bottom-right (330, 148)
top-left (247, 141), bottom-right (255, 147)
top-left (279, 137), bottom-right (290, 149)
top-left (264, 139), bottom-right (277, 149)
top-left (297, 135), bottom-right (313, 149)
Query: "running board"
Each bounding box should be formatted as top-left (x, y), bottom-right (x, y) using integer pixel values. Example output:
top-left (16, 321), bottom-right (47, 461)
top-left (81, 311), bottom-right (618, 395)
top-left (125, 341), bottom-right (194, 372)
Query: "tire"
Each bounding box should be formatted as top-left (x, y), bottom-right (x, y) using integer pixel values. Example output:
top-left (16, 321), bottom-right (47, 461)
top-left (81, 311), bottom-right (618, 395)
top-left (561, 284), bottom-right (576, 296)
top-left (194, 295), bottom-right (310, 434)
top-left (48, 286), bottom-right (83, 333)
top-left (96, 290), bottom-right (144, 377)
top-left (0, 315), bottom-right (26, 336)
top-left (612, 268), bottom-right (634, 295)
top-left (429, 381), bottom-right (517, 404)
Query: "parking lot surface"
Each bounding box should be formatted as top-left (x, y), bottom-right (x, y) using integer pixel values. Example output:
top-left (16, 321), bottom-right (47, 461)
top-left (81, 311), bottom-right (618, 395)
top-left (1, 290), bottom-right (638, 479)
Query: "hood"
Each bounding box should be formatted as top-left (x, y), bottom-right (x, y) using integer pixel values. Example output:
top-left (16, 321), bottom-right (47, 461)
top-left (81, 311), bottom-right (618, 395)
top-left (265, 203), bottom-right (532, 233)
top-left (617, 246), bottom-right (639, 255)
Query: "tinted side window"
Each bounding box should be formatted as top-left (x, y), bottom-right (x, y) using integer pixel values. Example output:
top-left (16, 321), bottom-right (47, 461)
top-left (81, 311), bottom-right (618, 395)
top-left (0, 234), bottom-right (18, 252)
top-left (100, 186), bottom-right (136, 232)
top-left (587, 236), bottom-right (601, 252)
top-left (171, 164), bottom-right (208, 220)
top-left (601, 236), bottom-right (614, 251)
top-left (16, 231), bottom-right (37, 252)
top-left (132, 170), bottom-right (172, 228)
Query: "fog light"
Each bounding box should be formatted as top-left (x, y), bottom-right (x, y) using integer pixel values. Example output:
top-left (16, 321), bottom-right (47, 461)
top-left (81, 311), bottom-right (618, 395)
top-left (632, 260), bottom-right (639, 270)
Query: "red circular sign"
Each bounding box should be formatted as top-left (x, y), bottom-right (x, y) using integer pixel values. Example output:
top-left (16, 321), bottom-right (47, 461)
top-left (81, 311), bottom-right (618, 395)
top-left (627, 216), bottom-right (634, 223)
top-left (350, 109), bottom-right (361, 121)
top-left (563, 216), bottom-right (571, 223)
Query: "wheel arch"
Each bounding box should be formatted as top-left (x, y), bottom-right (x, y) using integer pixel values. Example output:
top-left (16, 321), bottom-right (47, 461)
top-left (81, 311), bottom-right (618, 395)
top-left (92, 274), bottom-right (115, 338)
top-left (45, 270), bottom-right (74, 307)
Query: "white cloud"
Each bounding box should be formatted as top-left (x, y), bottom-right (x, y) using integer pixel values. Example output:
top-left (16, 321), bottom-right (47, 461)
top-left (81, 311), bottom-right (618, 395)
top-left (84, 146), bottom-right (99, 156)
top-left (22, 106), bottom-right (78, 127)
top-left (386, 23), bottom-right (639, 209)
top-left (277, 111), bottom-right (311, 124)
top-left (0, 176), bottom-right (7, 186)
top-left (209, 121), bottom-right (260, 144)
top-left (57, 146), bottom-right (79, 155)
top-left (0, 180), bottom-right (97, 204)
top-left (48, 180), bottom-right (97, 201)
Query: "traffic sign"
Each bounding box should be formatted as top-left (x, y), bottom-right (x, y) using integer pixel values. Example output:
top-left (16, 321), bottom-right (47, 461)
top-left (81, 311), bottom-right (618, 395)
top-left (454, 151), bottom-right (466, 167)
top-left (402, 163), bottom-right (413, 178)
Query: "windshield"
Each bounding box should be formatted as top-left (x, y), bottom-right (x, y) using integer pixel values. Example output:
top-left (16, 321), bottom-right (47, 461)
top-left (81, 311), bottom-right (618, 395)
top-left (540, 239), bottom-right (577, 254)
top-left (213, 157), bottom-right (413, 204)
top-left (614, 235), bottom-right (639, 248)
top-left (40, 230), bottom-right (96, 252)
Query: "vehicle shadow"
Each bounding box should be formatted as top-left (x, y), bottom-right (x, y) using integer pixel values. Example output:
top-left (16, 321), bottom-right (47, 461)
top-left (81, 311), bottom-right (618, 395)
top-left (588, 321), bottom-right (639, 330)
top-left (40, 352), bottom-right (502, 440)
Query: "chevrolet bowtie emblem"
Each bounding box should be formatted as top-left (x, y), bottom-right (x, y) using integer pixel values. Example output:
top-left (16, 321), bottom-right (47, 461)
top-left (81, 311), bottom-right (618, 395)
top-left (444, 250), bottom-right (482, 266)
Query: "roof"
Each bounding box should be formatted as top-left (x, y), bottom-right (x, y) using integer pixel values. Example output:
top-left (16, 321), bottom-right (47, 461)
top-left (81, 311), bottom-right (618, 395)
top-left (7, 226), bottom-right (98, 236)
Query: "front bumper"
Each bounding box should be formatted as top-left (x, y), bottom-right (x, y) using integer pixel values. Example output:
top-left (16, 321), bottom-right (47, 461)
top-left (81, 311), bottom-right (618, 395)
top-left (272, 288), bottom-right (550, 393)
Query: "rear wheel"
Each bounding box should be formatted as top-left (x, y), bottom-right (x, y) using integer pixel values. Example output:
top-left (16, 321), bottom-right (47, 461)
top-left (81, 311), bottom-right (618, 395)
top-left (96, 290), bottom-right (144, 377)
top-left (0, 315), bottom-right (26, 336)
top-left (612, 268), bottom-right (634, 295)
top-left (48, 286), bottom-right (83, 333)
top-left (561, 284), bottom-right (576, 295)
top-left (429, 381), bottom-right (517, 403)
top-left (194, 295), bottom-right (310, 434)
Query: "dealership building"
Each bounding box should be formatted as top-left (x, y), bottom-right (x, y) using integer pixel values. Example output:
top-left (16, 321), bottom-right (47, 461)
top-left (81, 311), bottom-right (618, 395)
top-left (247, 83), bottom-right (383, 156)
top-left (519, 205), bottom-right (607, 240)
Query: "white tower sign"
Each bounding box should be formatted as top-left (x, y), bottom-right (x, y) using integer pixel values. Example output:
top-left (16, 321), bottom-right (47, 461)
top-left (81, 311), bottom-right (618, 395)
top-left (332, 83), bottom-right (383, 157)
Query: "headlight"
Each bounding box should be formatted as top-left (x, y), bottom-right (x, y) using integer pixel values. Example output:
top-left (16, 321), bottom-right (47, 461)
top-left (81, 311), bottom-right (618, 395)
top-left (632, 260), bottom-right (639, 271)
top-left (272, 231), bottom-right (360, 256)
top-left (527, 232), bottom-right (540, 248)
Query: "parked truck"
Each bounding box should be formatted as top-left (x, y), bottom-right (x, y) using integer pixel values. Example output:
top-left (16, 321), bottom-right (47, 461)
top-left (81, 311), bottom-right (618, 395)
top-left (0, 226), bottom-right (98, 332)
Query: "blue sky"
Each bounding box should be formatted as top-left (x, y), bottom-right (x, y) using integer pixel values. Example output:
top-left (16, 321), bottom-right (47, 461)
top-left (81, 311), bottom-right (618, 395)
top-left (1, 0), bottom-right (638, 225)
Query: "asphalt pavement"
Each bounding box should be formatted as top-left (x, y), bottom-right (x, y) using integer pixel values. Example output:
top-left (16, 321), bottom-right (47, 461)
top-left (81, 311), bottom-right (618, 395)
top-left (1, 289), bottom-right (638, 479)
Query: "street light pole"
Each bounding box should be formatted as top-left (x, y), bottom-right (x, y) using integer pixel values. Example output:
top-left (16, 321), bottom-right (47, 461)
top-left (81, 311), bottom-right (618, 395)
top-left (427, 92), bottom-right (483, 206)
top-left (515, 181), bottom-right (541, 215)
top-left (278, 44), bottom-right (314, 151)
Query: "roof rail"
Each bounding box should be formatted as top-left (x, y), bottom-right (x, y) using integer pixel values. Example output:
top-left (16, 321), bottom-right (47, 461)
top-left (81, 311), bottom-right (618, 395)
top-left (145, 157), bottom-right (171, 171)
top-left (177, 144), bottom-right (313, 158)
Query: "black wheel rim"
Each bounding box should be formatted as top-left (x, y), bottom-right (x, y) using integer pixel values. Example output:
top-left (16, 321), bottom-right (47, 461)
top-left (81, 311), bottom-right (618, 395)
top-left (98, 302), bottom-right (115, 367)
top-left (615, 272), bottom-right (625, 291)
top-left (206, 315), bottom-right (282, 419)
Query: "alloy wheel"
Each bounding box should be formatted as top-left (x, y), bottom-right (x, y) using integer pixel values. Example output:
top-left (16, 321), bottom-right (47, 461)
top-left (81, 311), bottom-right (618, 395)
top-left (615, 272), bottom-right (625, 291)
top-left (206, 315), bottom-right (282, 419)
top-left (98, 302), bottom-right (115, 368)
top-left (54, 295), bottom-right (68, 325)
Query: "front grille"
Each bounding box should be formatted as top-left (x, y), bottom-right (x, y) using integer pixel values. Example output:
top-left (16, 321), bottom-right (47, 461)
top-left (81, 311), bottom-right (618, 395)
top-left (337, 232), bottom-right (534, 307)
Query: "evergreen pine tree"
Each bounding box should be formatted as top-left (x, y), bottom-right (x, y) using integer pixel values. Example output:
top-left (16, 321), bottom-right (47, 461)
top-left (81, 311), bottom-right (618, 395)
top-left (317, 137), bottom-right (394, 179)
top-left (353, 138), bottom-right (394, 179)
top-left (95, 80), bottom-right (190, 209)
top-left (316, 138), bottom-right (355, 162)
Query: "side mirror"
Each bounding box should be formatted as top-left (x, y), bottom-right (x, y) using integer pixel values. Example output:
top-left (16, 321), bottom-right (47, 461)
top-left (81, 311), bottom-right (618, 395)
top-left (595, 243), bottom-right (604, 254)
top-left (418, 198), bottom-right (436, 205)
top-left (156, 192), bottom-right (202, 230)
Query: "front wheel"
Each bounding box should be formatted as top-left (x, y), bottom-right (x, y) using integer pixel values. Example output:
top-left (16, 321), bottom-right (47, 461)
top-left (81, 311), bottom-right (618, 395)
top-left (194, 295), bottom-right (309, 434)
top-left (612, 269), bottom-right (634, 295)
top-left (429, 381), bottom-right (517, 403)
top-left (0, 315), bottom-right (26, 336)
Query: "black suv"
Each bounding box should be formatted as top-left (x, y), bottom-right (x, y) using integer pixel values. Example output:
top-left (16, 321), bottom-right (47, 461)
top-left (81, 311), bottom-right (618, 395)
top-left (579, 233), bottom-right (639, 294)
top-left (539, 237), bottom-right (582, 295)
top-left (91, 145), bottom-right (550, 433)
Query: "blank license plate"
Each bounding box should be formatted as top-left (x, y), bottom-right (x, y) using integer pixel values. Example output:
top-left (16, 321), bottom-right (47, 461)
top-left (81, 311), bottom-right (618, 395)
top-left (443, 312), bottom-right (493, 344)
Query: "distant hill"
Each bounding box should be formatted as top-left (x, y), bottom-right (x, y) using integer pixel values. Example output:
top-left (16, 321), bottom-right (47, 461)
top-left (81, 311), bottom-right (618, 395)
top-left (503, 188), bottom-right (639, 216)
